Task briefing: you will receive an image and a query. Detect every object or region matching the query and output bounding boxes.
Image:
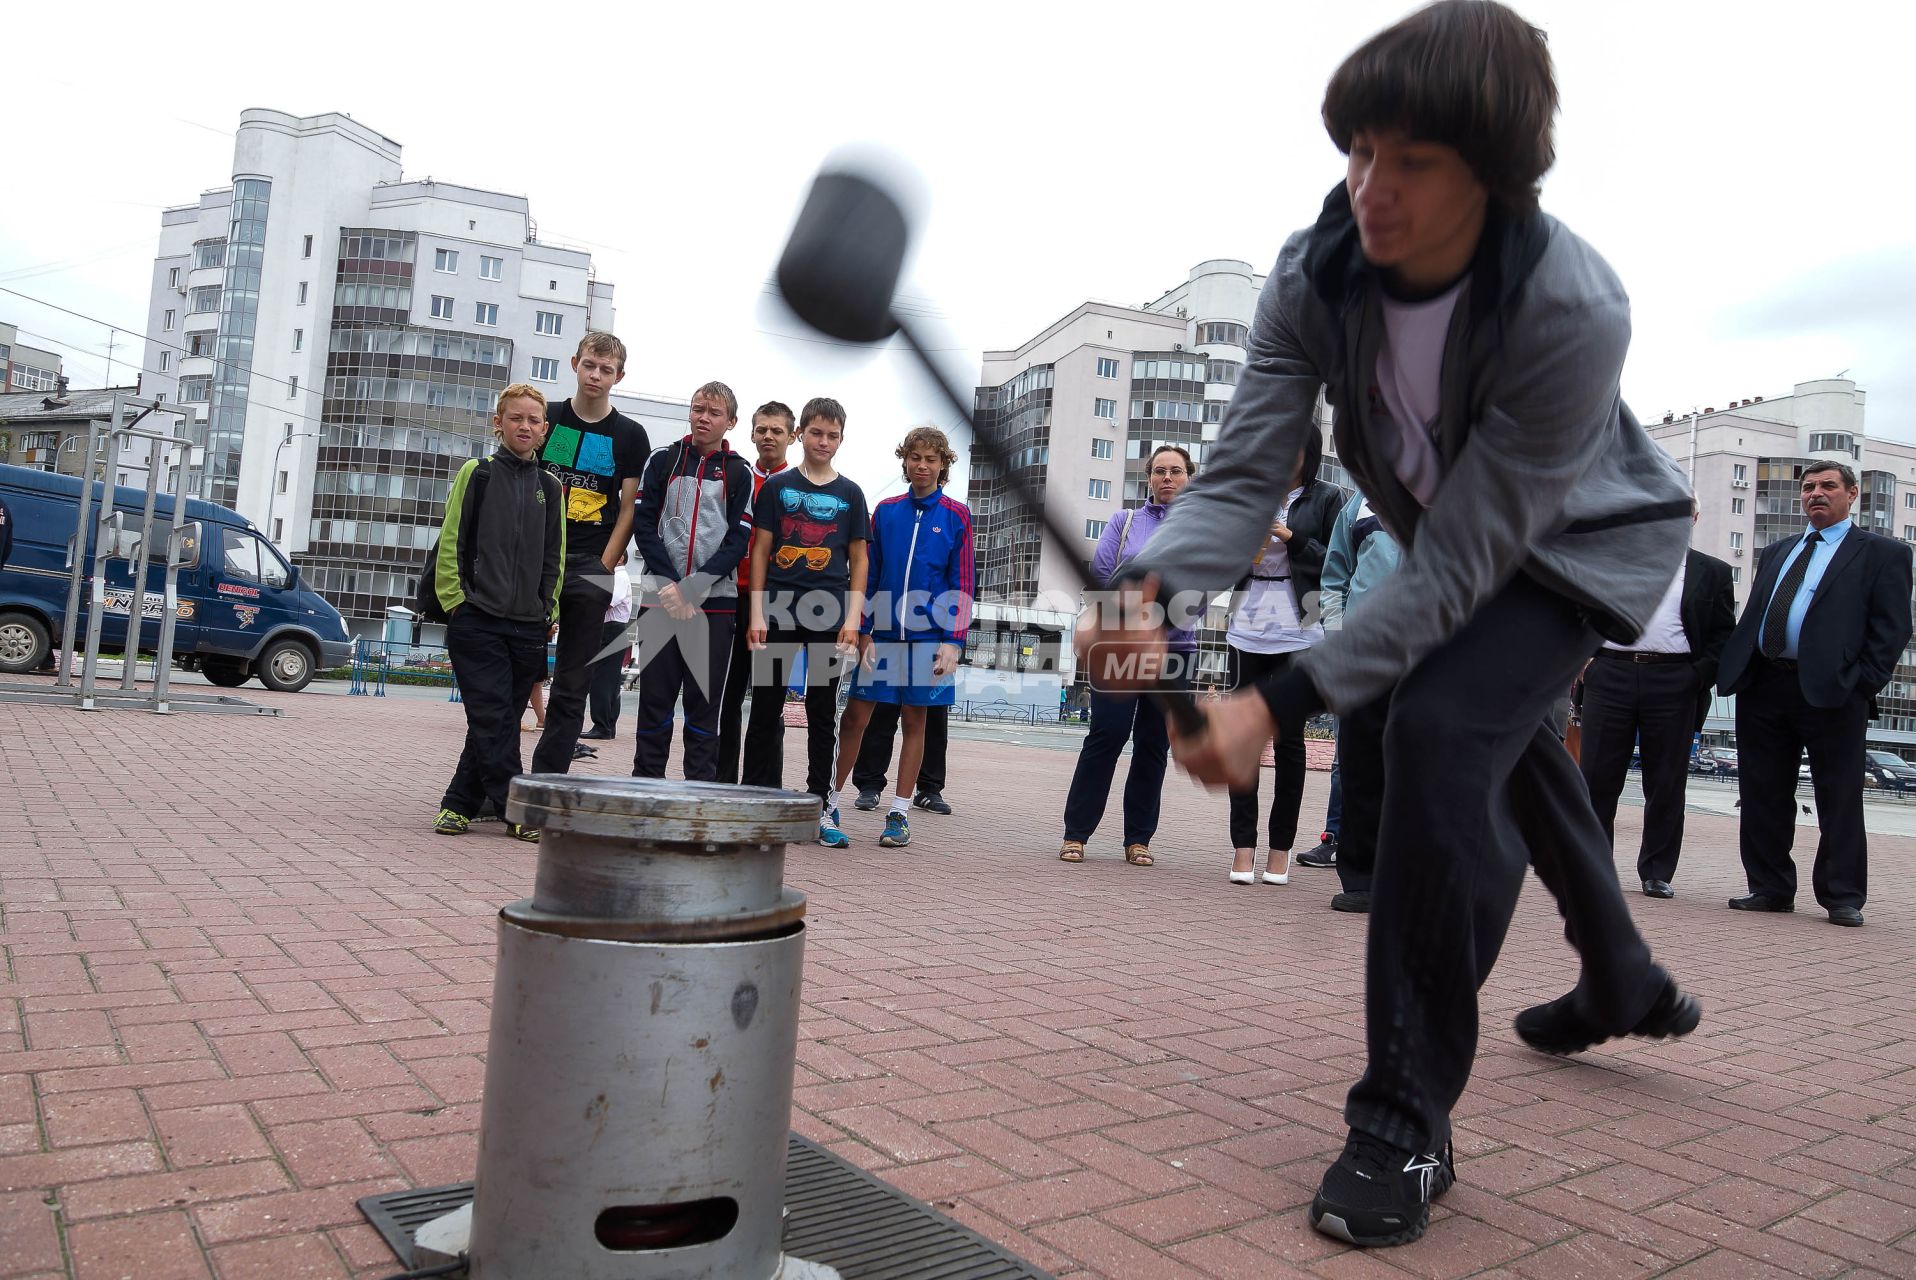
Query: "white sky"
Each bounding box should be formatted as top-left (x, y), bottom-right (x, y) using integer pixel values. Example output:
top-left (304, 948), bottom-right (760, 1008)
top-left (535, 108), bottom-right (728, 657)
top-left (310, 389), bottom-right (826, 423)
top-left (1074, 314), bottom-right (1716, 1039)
top-left (6, 0), bottom-right (1914, 505)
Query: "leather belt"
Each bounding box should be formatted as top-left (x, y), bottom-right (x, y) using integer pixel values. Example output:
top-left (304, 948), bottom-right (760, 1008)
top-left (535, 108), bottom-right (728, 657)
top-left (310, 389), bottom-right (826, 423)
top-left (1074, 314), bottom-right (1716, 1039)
top-left (1596, 649), bottom-right (1690, 665)
top-left (1248, 575), bottom-right (1291, 582)
top-left (1761, 655), bottom-right (1798, 672)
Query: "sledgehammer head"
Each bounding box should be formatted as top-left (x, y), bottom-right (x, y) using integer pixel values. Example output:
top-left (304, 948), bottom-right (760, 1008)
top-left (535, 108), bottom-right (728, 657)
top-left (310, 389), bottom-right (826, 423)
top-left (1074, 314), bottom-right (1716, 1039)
top-left (776, 169), bottom-right (910, 344)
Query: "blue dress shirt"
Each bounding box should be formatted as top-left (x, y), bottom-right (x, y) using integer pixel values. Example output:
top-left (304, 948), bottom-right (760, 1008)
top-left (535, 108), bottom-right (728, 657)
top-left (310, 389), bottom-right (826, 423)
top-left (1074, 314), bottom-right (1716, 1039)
top-left (1760, 518), bottom-right (1852, 660)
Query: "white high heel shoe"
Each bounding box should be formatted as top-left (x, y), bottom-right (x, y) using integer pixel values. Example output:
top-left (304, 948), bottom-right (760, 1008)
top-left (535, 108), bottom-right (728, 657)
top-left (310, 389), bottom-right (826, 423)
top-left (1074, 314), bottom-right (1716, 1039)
top-left (1229, 849), bottom-right (1257, 885)
top-left (1262, 849), bottom-right (1291, 885)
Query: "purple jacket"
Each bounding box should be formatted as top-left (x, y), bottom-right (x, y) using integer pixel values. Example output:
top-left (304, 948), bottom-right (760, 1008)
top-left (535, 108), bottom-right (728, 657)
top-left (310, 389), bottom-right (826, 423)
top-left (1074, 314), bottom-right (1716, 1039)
top-left (1093, 502), bottom-right (1196, 651)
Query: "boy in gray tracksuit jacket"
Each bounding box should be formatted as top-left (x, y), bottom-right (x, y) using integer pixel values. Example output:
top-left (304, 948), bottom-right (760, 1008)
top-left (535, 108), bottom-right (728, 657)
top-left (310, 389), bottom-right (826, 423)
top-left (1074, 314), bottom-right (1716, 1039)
top-left (629, 381), bottom-right (754, 780)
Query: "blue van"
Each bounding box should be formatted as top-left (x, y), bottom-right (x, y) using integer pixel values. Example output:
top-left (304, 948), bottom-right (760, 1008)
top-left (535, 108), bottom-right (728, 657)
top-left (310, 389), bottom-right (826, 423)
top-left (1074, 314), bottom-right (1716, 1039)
top-left (0, 462), bottom-right (352, 692)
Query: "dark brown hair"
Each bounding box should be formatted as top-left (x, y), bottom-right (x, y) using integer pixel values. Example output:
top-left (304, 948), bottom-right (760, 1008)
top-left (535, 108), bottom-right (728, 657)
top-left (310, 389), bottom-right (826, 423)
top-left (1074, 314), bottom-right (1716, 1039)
top-left (1148, 444), bottom-right (1197, 478)
top-left (1322, 0), bottom-right (1558, 212)
top-left (800, 397), bottom-right (846, 431)
top-left (1802, 460), bottom-right (1858, 489)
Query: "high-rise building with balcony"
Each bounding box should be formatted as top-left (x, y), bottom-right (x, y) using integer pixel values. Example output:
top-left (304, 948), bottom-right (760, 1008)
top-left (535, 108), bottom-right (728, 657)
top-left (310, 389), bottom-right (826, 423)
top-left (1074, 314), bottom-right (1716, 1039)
top-left (969, 260), bottom-right (1335, 685)
top-left (141, 109), bottom-right (621, 630)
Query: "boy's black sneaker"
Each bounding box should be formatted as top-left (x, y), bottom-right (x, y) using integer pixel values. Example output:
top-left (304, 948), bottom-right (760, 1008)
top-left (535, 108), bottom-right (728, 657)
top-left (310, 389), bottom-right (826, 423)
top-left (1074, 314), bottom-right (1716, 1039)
top-left (912, 791), bottom-right (952, 815)
top-left (1298, 834), bottom-right (1338, 868)
top-left (853, 790), bottom-right (881, 811)
top-left (1514, 973), bottom-right (1701, 1057)
top-left (1310, 1130), bottom-right (1454, 1248)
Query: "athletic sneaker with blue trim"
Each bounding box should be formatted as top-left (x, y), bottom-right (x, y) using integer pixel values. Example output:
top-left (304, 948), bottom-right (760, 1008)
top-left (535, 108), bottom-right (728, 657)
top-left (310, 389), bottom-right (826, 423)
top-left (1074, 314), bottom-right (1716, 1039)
top-left (818, 808), bottom-right (850, 848)
top-left (880, 811), bottom-right (910, 848)
top-left (1309, 1130), bottom-right (1455, 1247)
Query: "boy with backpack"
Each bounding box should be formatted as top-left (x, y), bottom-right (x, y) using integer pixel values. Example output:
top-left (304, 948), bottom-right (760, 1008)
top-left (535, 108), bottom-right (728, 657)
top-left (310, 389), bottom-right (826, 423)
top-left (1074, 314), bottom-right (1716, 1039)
top-left (430, 384), bottom-right (565, 842)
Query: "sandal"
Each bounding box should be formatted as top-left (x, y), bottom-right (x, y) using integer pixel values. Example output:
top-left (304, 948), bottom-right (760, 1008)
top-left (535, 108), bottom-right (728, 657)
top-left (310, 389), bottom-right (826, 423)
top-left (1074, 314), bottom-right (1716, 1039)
top-left (1124, 844), bottom-right (1154, 866)
top-left (1059, 840), bottom-right (1085, 862)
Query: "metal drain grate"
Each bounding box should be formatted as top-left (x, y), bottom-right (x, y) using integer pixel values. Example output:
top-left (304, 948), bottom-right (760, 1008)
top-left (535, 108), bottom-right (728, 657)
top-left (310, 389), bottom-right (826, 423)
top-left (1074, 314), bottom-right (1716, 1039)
top-left (358, 1132), bottom-right (1053, 1279)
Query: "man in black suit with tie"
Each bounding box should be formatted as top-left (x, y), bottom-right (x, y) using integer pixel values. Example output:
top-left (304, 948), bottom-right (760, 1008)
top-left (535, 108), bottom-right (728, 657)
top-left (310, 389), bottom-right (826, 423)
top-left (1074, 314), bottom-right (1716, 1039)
top-left (1579, 500), bottom-right (1736, 898)
top-left (1717, 461), bottom-right (1913, 927)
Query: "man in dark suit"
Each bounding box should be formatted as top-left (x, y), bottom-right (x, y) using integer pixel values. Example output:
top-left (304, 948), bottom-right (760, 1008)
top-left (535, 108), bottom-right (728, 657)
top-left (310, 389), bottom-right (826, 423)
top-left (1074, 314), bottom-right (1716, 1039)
top-left (1579, 501), bottom-right (1736, 898)
top-left (1717, 461), bottom-right (1913, 926)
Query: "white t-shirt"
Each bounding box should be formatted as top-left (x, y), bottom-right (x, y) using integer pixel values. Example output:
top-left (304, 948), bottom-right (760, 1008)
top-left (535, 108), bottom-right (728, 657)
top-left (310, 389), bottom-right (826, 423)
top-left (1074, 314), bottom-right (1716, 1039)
top-left (1604, 558), bottom-right (1688, 654)
top-left (1228, 486), bottom-right (1325, 655)
top-left (1375, 278), bottom-right (1467, 507)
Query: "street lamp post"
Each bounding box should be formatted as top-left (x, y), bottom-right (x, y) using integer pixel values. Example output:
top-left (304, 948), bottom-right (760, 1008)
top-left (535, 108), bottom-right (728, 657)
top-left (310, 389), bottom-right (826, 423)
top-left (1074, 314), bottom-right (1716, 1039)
top-left (265, 431), bottom-right (320, 547)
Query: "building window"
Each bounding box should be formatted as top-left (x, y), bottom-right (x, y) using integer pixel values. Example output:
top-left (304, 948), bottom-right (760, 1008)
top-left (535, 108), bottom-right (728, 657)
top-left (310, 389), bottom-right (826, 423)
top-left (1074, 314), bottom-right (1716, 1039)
top-left (297, 282), bottom-right (308, 305)
top-left (530, 356), bottom-right (560, 382)
top-left (193, 241), bottom-right (226, 270)
top-left (277, 471), bottom-right (289, 494)
top-left (435, 248), bottom-right (459, 274)
top-left (189, 285), bottom-right (222, 314)
top-left (1085, 518), bottom-right (1107, 540)
top-left (178, 376), bottom-right (210, 403)
top-left (1729, 531), bottom-right (1743, 549)
top-left (431, 295), bottom-right (454, 320)
top-left (1091, 438), bottom-right (1114, 460)
top-left (303, 234), bottom-right (313, 258)
top-left (534, 311), bottom-right (563, 336)
top-left (118, 472), bottom-right (128, 487)
top-left (168, 267), bottom-right (181, 288)
top-left (480, 255), bottom-right (503, 280)
top-left (293, 329), bottom-right (303, 352)
top-left (1095, 357), bottom-right (1119, 379)
top-left (549, 279), bottom-right (558, 290)
top-left (273, 518), bottom-right (284, 542)
top-left (287, 376), bottom-right (298, 400)
top-left (1206, 358), bottom-right (1241, 385)
top-left (475, 302), bottom-right (499, 326)
top-left (163, 308), bottom-right (175, 331)
top-left (1204, 401), bottom-right (1225, 423)
top-left (1197, 320), bottom-right (1249, 347)
top-left (1905, 526), bottom-right (1916, 541)
top-left (1731, 566), bottom-right (1741, 584)
top-left (1732, 463), bottom-right (1748, 482)
top-left (159, 351), bottom-right (170, 372)
top-left (1731, 497), bottom-right (1745, 515)
top-left (1094, 398), bottom-right (1116, 419)
top-left (1088, 478), bottom-right (1111, 500)
top-left (10, 365), bottom-right (58, 393)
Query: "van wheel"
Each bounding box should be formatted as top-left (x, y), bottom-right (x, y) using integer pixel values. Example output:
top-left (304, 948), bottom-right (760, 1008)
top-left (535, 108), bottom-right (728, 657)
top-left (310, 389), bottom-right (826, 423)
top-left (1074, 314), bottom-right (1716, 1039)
top-left (257, 639), bottom-right (315, 693)
top-left (0, 611), bottom-right (51, 675)
top-left (201, 656), bottom-right (252, 687)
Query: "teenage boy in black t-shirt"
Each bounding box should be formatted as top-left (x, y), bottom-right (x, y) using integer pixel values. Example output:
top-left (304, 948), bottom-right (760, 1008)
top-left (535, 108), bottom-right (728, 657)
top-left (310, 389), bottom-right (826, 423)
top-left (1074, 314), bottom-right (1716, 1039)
top-left (530, 331), bottom-right (650, 774)
top-left (742, 397), bottom-right (869, 845)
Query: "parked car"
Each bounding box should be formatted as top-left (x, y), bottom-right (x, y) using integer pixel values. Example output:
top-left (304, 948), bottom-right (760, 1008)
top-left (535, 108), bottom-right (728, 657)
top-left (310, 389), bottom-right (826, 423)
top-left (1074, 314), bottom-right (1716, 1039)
top-left (0, 463), bottom-right (351, 692)
top-left (1865, 750), bottom-right (1916, 792)
top-left (1691, 747), bottom-right (1737, 777)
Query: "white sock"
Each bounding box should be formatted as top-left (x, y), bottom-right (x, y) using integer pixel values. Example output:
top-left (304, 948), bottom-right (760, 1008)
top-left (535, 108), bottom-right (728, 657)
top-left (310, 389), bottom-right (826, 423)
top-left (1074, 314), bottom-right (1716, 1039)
top-left (824, 789), bottom-right (839, 815)
top-left (890, 795), bottom-right (910, 815)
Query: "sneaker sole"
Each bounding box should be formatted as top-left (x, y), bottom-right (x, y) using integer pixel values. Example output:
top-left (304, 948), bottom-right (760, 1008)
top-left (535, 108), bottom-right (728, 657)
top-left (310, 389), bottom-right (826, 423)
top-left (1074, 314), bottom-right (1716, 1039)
top-left (432, 827), bottom-right (468, 836)
top-left (1309, 1201), bottom-right (1428, 1248)
top-left (879, 836), bottom-right (910, 848)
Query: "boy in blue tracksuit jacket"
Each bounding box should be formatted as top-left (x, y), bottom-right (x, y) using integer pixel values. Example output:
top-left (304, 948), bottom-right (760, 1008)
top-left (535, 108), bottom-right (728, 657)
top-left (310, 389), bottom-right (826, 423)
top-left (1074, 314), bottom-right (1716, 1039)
top-left (832, 427), bottom-right (974, 848)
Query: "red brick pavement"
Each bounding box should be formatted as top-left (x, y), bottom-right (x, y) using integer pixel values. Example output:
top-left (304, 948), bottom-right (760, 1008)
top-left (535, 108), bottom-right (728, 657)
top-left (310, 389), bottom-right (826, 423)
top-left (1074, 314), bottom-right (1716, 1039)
top-left (1, 683), bottom-right (1913, 1278)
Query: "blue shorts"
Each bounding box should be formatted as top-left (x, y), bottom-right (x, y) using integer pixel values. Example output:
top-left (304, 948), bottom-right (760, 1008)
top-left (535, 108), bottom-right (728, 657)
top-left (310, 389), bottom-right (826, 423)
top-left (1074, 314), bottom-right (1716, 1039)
top-left (846, 639), bottom-right (957, 707)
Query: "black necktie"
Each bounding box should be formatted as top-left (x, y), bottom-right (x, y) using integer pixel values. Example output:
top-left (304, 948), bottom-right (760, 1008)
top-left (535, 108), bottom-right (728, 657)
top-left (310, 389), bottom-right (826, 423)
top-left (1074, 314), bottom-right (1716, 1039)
top-left (1759, 530), bottom-right (1821, 659)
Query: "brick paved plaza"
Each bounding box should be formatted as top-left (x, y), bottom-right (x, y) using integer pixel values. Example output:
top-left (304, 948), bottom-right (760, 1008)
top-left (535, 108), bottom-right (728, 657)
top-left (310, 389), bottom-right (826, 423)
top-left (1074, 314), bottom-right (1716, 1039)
top-left (2, 680), bottom-right (1913, 1278)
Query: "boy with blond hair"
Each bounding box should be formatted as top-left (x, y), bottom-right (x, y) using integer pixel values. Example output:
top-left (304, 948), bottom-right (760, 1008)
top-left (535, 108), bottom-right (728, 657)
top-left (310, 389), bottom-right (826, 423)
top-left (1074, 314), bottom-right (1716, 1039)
top-left (432, 384), bottom-right (565, 842)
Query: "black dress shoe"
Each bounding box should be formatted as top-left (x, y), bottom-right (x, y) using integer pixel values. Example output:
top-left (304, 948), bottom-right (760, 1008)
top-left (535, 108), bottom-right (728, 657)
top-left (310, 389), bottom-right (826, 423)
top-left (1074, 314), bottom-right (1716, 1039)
top-left (1728, 893), bottom-right (1793, 913)
top-left (1515, 973), bottom-right (1702, 1056)
top-left (1641, 879), bottom-right (1675, 899)
top-left (579, 728), bottom-right (615, 740)
top-left (1827, 906), bottom-right (1865, 927)
top-left (1330, 890), bottom-right (1371, 913)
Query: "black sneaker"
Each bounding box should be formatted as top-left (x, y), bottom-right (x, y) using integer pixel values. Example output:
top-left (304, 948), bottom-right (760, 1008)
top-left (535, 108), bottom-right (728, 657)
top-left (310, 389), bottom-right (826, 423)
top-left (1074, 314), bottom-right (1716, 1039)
top-left (1298, 834), bottom-right (1338, 868)
top-left (1514, 973), bottom-right (1701, 1056)
top-left (1310, 1130), bottom-right (1455, 1247)
top-left (853, 789), bottom-right (881, 812)
top-left (912, 791), bottom-right (952, 815)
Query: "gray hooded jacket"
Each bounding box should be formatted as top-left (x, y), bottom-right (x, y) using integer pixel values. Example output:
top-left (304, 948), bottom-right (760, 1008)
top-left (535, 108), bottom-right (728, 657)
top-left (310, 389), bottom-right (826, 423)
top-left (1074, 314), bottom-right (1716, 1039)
top-left (1128, 186), bottom-right (1691, 717)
